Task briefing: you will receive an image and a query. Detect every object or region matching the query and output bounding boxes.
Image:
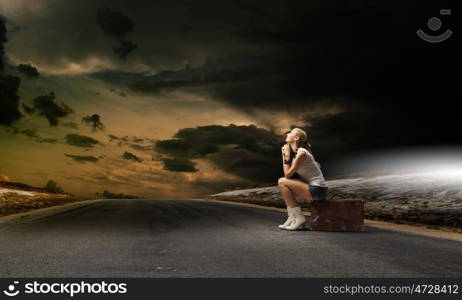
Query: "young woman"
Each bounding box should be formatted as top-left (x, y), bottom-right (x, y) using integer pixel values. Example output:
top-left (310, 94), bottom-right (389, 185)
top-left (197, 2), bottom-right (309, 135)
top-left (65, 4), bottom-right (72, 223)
top-left (278, 127), bottom-right (328, 230)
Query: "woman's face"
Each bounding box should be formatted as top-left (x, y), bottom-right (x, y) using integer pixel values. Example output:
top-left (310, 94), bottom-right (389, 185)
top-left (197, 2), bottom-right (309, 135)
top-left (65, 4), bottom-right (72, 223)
top-left (285, 129), bottom-right (298, 143)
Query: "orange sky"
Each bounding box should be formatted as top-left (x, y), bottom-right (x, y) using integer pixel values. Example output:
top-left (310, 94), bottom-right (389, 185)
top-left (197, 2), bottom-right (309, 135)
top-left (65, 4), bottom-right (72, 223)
top-left (0, 67), bottom-right (341, 198)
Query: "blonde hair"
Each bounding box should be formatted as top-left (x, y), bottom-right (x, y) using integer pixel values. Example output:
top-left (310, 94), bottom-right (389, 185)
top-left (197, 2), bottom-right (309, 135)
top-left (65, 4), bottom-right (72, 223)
top-left (288, 127), bottom-right (320, 168)
top-left (292, 128), bottom-right (312, 153)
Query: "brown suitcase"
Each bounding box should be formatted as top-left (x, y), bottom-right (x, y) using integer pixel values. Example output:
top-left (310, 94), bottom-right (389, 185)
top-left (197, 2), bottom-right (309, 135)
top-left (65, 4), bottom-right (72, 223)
top-left (309, 199), bottom-right (364, 232)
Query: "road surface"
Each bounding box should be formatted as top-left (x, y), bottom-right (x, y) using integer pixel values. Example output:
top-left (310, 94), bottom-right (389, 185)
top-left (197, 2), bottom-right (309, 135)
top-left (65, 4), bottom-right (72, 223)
top-left (0, 198), bottom-right (461, 277)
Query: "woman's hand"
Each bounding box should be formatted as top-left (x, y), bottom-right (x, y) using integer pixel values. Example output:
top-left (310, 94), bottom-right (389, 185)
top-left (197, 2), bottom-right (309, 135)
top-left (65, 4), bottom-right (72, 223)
top-left (281, 143), bottom-right (291, 159)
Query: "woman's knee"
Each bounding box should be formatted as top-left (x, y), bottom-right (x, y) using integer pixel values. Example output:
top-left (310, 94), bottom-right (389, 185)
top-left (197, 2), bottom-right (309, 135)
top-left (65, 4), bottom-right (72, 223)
top-left (278, 177), bottom-right (287, 186)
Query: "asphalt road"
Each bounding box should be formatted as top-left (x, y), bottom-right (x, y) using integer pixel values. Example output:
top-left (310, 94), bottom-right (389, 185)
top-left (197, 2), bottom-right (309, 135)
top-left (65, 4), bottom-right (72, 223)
top-left (0, 198), bottom-right (461, 277)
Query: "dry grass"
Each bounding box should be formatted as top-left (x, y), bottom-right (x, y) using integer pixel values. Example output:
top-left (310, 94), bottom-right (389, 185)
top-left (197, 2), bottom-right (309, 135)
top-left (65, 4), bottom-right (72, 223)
top-left (0, 181), bottom-right (89, 217)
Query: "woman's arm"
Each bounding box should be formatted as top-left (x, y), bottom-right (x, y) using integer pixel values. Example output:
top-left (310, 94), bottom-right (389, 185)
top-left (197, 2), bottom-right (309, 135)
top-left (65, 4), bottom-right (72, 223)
top-left (282, 151), bottom-right (307, 178)
top-left (282, 159), bottom-right (290, 177)
top-left (281, 144), bottom-right (291, 177)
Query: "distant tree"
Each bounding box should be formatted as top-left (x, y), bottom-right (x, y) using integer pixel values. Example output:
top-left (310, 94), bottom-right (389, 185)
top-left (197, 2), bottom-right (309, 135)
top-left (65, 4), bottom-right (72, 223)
top-left (43, 180), bottom-right (64, 194)
top-left (102, 190), bottom-right (138, 199)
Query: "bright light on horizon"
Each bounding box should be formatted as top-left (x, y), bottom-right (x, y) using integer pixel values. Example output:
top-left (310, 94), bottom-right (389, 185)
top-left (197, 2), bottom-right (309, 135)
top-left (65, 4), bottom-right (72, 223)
top-left (327, 146), bottom-right (462, 178)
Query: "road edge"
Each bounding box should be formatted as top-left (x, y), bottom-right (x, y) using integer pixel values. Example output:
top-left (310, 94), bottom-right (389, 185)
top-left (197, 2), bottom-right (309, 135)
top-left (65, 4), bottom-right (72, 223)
top-left (192, 198), bottom-right (462, 243)
top-left (0, 198), bottom-right (108, 227)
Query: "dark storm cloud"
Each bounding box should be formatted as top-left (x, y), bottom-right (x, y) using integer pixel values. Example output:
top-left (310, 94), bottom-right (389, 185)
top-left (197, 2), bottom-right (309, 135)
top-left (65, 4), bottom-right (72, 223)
top-left (24, 92), bottom-right (74, 126)
top-left (8, 127), bottom-right (57, 144)
top-left (9, 127), bottom-right (37, 138)
top-left (81, 114), bottom-right (105, 132)
top-left (161, 157), bottom-right (197, 172)
top-left (16, 128), bottom-right (37, 138)
top-left (206, 145), bottom-right (283, 183)
top-left (108, 134), bottom-right (121, 141)
top-left (108, 134), bottom-right (135, 148)
top-left (108, 134), bottom-right (128, 142)
top-left (64, 153), bottom-right (99, 163)
top-left (108, 134), bottom-right (154, 151)
top-left (0, 16), bottom-right (22, 127)
top-left (125, 56), bottom-right (254, 94)
top-left (96, 7), bottom-right (137, 59)
top-left (7, 0), bottom-right (287, 74)
top-left (114, 40), bottom-right (137, 60)
top-left (131, 137), bottom-right (144, 143)
top-left (121, 151), bottom-right (142, 162)
top-left (155, 124), bottom-right (284, 182)
top-left (65, 133), bottom-right (101, 148)
top-left (0, 75), bottom-right (22, 126)
top-left (109, 88), bottom-right (126, 97)
top-left (303, 108), bottom-right (382, 160)
top-left (121, 11), bottom-right (380, 109)
top-left (87, 90), bottom-right (101, 96)
top-left (108, 0), bottom-right (456, 154)
top-left (61, 121), bottom-right (79, 129)
top-left (36, 137), bottom-right (57, 144)
top-left (129, 143), bottom-right (152, 152)
top-left (96, 7), bottom-right (134, 40)
top-left (17, 63), bottom-right (39, 78)
top-left (21, 102), bottom-right (34, 114)
top-left (0, 15), bottom-right (6, 71)
top-left (155, 138), bottom-right (218, 159)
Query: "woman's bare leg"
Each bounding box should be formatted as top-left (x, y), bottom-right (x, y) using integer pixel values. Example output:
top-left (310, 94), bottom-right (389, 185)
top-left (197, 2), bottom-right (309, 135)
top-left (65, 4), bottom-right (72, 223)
top-left (278, 177), bottom-right (313, 207)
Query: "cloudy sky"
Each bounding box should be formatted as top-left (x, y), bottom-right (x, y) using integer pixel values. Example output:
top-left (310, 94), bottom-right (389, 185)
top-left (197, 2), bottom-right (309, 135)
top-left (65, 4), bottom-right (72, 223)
top-left (0, 0), bottom-right (458, 198)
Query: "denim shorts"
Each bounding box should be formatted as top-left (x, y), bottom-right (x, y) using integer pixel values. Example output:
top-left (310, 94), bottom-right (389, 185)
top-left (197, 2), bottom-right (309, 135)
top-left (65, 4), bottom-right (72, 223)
top-left (309, 185), bottom-right (328, 201)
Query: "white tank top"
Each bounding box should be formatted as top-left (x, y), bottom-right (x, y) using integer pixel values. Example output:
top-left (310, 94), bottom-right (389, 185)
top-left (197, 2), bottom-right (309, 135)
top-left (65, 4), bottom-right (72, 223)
top-left (295, 147), bottom-right (327, 187)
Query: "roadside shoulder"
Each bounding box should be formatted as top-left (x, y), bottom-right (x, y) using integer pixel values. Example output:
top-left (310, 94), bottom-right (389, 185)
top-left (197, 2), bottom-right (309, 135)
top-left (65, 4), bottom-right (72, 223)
top-left (198, 198), bottom-right (462, 243)
top-left (0, 199), bottom-right (107, 227)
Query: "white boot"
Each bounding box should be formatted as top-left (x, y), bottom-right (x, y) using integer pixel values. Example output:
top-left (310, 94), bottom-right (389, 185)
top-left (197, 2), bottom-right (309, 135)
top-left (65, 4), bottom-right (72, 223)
top-left (278, 206), bottom-right (294, 229)
top-left (284, 206), bottom-right (306, 230)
